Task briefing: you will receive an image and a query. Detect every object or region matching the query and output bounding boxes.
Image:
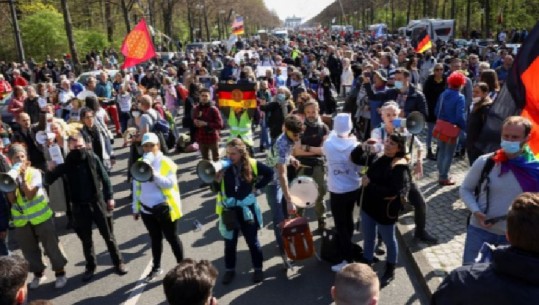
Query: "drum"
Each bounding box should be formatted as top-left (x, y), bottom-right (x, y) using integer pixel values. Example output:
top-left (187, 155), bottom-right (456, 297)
top-left (289, 176), bottom-right (319, 209)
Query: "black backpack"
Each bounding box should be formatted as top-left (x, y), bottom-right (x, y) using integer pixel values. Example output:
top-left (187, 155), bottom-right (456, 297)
top-left (466, 155), bottom-right (495, 224)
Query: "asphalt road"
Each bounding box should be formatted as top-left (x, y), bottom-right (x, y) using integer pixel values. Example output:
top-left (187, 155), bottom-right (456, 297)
top-left (16, 130), bottom-right (429, 305)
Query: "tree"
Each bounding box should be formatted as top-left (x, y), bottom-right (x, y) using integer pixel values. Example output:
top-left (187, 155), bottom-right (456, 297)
top-left (60, 0), bottom-right (81, 73)
top-left (20, 9), bottom-right (68, 60)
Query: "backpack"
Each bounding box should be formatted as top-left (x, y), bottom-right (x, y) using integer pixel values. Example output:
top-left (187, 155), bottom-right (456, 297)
top-left (148, 111), bottom-right (170, 154)
top-left (466, 155), bottom-right (495, 225)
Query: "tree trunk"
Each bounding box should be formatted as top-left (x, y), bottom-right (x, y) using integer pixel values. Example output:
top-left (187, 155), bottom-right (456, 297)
top-left (485, 0), bottom-right (491, 39)
top-left (391, 0), bottom-right (395, 32)
top-left (187, 6), bottom-right (194, 42)
top-left (105, 0), bottom-right (113, 43)
top-left (121, 0), bottom-right (131, 33)
top-left (466, 0), bottom-right (471, 38)
top-left (203, 0), bottom-right (210, 41)
top-left (406, 0), bottom-right (412, 25)
top-left (162, 0), bottom-right (174, 38)
top-left (85, 3), bottom-right (92, 28)
top-left (450, 0), bottom-right (456, 19)
top-left (60, 0), bottom-right (81, 74)
top-left (423, 0), bottom-right (428, 17)
top-left (442, 0), bottom-right (447, 18)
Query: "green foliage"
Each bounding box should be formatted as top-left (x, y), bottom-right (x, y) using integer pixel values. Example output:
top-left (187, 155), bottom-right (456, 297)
top-left (19, 2), bottom-right (57, 15)
top-left (20, 9), bottom-right (68, 61)
top-left (74, 30), bottom-right (108, 56)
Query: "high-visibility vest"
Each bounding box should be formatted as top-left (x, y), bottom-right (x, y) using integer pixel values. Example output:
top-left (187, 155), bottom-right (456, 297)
top-left (228, 111), bottom-right (253, 146)
top-left (215, 158), bottom-right (258, 215)
top-left (11, 168), bottom-right (52, 228)
top-left (134, 156), bottom-right (182, 222)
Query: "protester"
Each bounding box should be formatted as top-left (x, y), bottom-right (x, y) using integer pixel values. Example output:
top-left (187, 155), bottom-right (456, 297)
top-left (132, 133), bottom-right (184, 282)
top-left (163, 259), bottom-right (218, 305)
top-left (0, 255), bottom-right (29, 305)
top-left (422, 63), bottom-right (447, 160)
top-left (332, 263), bottom-right (380, 305)
top-left (193, 88), bottom-right (223, 166)
top-left (466, 82), bottom-right (493, 165)
top-left (213, 138), bottom-right (273, 284)
top-left (432, 192), bottom-right (539, 304)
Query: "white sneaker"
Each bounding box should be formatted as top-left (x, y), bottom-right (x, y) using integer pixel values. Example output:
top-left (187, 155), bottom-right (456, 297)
top-left (331, 260), bottom-right (349, 272)
top-left (28, 276), bottom-right (47, 289)
top-left (55, 276), bottom-right (67, 289)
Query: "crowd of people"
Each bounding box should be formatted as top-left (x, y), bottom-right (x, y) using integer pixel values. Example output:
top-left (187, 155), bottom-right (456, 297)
top-left (0, 25), bottom-right (538, 305)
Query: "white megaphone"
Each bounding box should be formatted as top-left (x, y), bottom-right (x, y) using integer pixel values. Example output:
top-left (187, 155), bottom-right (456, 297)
top-left (392, 111), bottom-right (426, 135)
top-left (129, 155), bottom-right (154, 182)
top-left (0, 163), bottom-right (23, 193)
top-left (196, 159), bottom-right (232, 184)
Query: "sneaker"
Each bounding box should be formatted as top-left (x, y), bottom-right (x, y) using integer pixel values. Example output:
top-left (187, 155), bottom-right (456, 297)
top-left (82, 269), bottom-right (95, 283)
top-left (55, 276), bottom-right (68, 289)
top-left (144, 267), bottom-right (163, 282)
top-left (252, 270), bottom-right (264, 283)
top-left (29, 276), bottom-right (46, 289)
top-left (114, 263), bottom-right (129, 276)
top-left (331, 260), bottom-right (349, 272)
top-left (221, 270), bottom-right (236, 285)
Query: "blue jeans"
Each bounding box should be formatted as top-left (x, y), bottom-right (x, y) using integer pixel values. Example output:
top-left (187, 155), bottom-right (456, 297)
top-left (264, 183), bottom-right (288, 253)
top-left (425, 122), bottom-right (435, 151)
top-left (436, 140), bottom-right (458, 180)
top-left (361, 211), bottom-right (398, 264)
top-left (119, 111), bottom-right (130, 133)
top-left (224, 207), bottom-right (263, 270)
top-left (259, 117), bottom-right (270, 149)
top-left (457, 130), bottom-right (467, 150)
top-left (462, 225), bottom-right (508, 265)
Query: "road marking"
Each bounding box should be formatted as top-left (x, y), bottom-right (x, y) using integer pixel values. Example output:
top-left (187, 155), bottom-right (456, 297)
top-left (123, 259), bottom-right (153, 305)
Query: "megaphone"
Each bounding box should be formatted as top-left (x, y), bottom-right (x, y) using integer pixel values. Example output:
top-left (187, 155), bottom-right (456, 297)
top-left (392, 111), bottom-right (425, 135)
top-left (130, 160), bottom-right (153, 182)
top-left (196, 159), bottom-right (232, 184)
top-left (176, 133), bottom-right (191, 149)
top-left (0, 163), bottom-right (23, 193)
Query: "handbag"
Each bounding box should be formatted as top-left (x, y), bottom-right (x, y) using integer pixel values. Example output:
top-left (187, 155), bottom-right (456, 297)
top-left (432, 95), bottom-right (460, 144)
top-left (221, 208), bottom-right (239, 231)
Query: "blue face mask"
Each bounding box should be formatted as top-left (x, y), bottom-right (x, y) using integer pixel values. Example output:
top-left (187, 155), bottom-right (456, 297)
top-left (394, 80), bottom-right (404, 90)
top-left (277, 93), bottom-right (286, 101)
top-left (500, 140), bottom-right (521, 154)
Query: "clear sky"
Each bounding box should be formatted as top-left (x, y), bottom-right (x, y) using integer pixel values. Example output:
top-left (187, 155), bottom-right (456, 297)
top-left (263, 0), bottom-right (334, 23)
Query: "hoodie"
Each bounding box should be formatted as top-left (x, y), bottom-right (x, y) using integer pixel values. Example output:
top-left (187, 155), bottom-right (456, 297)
top-left (323, 132), bottom-right (361, 193)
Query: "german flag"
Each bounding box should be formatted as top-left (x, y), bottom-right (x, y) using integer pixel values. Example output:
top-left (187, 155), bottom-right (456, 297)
top-left (476, 21), bottom-right (539, 157)
top-left (413, 29), bottom-right (432, 54)
top-left (218, 83), bottom-right (257, 109)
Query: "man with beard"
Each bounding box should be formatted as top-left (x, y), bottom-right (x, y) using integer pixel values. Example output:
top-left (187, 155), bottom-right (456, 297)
top-left (46, 134), bottom-right (127, 282)
top-left (292, 100), bottom-right (329, 231)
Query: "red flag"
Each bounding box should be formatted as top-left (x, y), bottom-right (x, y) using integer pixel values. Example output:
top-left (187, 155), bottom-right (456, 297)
top-left (121, 19), bottom-right (156, 69)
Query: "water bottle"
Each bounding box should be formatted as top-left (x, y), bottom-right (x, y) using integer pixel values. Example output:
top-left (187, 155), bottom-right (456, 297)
top-left (193, 219), bottom-right (202, 232)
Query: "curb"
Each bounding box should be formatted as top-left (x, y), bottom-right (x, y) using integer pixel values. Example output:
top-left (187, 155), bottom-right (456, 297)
top-left (395, 213), bottom-right (448, 299)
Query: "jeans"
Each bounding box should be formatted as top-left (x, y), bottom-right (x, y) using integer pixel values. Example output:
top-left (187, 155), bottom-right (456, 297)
top-left (141, 211), bottom-right (184, 269)
top-left (462, 225), bottom-right (508, 265)
top-left (425, 122), bottom-right (436, 151)
top-left (259, 117), bottom-right (270, 149)
top-left (408, 182), bottom-right (427, 233)
top-left (436, 140), bottom-right (458, 180)
top-left (119, 111), bottom-right (130, 133)
top-left (457, 130), bottom-right (467, 150)
top-left (224, 207), bottom-right (263, 270)
top-left (361, 211), bottom-right (398, 264)
top-left (264, 183), bottom-right (288, 253)
top-left (330, 190), bottom-right (359, 262)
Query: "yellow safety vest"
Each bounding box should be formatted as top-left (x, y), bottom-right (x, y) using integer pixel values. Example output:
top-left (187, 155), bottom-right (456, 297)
top-left (215, 158), bottom-right (258, 215)
top-left (134, 156), bottom-right (182, 221)
top-left (11, 168), bottom-right (52, 228)
top-left (228, 111), bottom-right (253, 146)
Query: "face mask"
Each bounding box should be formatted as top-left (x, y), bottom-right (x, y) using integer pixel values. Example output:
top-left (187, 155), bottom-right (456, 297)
top-left (472, 97), bottom-right (481, 103)
top-left (394, 81), bottom-right (403, 90)
top-left (132, 111), bottom-right (140, 117)
top-left (500, 139), bottom-right (521, 154)
top-left (143, 152), bottom-right (155, 164)
top-left (277, 93), bottom-right (286, 101)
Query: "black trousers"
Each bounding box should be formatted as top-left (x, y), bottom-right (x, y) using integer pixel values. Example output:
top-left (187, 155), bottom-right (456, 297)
top-left (330, 189), bottom-right (360, 262)
top-left (141, 211), bottom-right (184, 269)
top-left (408, 182), bottom-right (427, 233)
top-left (72, 202), bottom-right (123, 270)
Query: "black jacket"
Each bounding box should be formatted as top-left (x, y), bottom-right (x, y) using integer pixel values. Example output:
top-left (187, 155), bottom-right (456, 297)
top-left (364, 83), bottom-right (428, 119)
top-left (422, 75), bottom-right (447, 122)
top-left (431, 246), bottom-right (539, 305)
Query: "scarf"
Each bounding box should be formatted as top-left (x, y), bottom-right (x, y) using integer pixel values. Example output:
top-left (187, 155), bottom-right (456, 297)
top-left (492, 145), bottom-right (539, 192)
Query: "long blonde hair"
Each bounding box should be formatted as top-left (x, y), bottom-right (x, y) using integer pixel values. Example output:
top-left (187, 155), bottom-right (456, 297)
top-left (227, 138), bottom-right (253, 183)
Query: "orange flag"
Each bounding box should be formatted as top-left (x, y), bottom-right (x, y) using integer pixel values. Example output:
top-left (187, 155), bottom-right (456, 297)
top-left (121, 19), bottom-right (156, 69)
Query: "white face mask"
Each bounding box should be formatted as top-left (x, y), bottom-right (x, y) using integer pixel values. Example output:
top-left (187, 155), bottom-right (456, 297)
top-left (472, 97), bottom-right (481, 103)
top-left (132, 111), bottom-right (140, 117)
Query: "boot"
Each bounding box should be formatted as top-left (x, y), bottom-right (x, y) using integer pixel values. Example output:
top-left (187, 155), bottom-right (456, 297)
top-left (380, 262), bottom-right (396, 288)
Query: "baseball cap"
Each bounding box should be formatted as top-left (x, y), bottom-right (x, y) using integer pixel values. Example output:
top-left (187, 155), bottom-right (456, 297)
top-left (141, 133), bottom-right (159, 145)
